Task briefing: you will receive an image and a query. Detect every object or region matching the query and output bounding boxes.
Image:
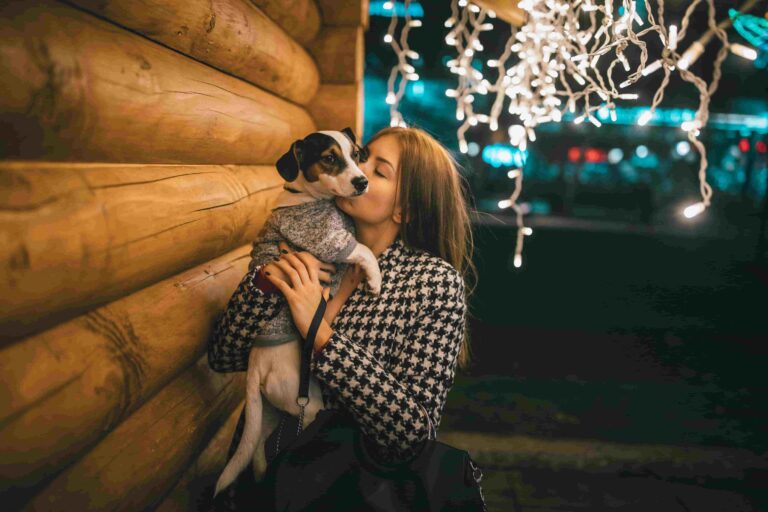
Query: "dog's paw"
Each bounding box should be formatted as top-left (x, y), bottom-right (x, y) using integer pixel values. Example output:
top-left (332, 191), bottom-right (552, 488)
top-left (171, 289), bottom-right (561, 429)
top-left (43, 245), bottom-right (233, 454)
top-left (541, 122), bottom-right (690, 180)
top-left (366, 273), bottom-right (382, 295)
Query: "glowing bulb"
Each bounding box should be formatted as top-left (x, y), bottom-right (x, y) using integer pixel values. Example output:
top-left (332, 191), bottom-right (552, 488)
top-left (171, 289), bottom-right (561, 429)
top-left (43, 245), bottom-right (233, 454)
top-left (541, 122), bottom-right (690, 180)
top-left (498, 199), bottom-right (512, 209)
top-left (507, 169), bottom-right (521, 179)
top-left (668, 25), bottom-right (678, 50)
top-left (641, 60), bottom-right (662, 76)
top-left (683, 202), bottom-right (705, 219)
top-left (384, 34), bottom-right (393, 43)
top-left (522, 227), bottom-right (533, 235)
top-left (385, 93), bottom-right (396, 105)
top-left (513, 254), bottom-right (523, 268)
top-left (730, 43), bottom-right (757, 61)
top-left (637, 110), bottom-right (653, 126)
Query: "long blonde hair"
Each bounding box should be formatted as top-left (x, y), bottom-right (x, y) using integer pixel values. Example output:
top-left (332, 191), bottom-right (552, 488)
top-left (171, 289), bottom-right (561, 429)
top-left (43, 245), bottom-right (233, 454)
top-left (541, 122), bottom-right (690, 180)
top-left (367, 126), bottom-right (478, 372)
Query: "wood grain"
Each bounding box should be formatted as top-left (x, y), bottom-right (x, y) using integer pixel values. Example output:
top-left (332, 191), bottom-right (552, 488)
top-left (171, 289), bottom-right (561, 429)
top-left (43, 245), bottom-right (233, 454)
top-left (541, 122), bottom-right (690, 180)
top-left (308, 26), bottom-right (364, 83)
top-left (68, 0), bottom-right (320, 105)
top-left (0, 245), bottom-right (251, 499)
top-left (24, 356), bottom-right (245, 511)
top-left (250, 0), bottom-right (322, 46)
top-left (0, 1), bottom-right (314, 163)
top-left (0, 161), bottom-right (283, 342)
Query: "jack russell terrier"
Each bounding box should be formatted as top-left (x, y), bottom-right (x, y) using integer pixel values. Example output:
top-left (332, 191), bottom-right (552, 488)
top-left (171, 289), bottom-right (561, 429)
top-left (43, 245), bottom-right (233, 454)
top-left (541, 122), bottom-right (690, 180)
top-left (213, 127), bottom-right (382, 498)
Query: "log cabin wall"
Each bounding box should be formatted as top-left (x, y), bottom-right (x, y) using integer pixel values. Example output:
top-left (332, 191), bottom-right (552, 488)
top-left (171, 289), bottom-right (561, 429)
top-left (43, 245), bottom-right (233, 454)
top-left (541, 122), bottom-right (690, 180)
top-left (0, 1), bottom-right (368, 510)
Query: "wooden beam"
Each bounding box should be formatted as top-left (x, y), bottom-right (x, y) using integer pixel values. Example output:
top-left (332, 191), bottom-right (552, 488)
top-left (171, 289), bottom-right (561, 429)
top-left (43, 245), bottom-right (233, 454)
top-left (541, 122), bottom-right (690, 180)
top-left (474, 0), bottom-right (527, 26)
top-left (250, 0), bottom-right (322, 46)
top-left (308, 82), bottom-right (365, 141)
top-left (25, 356), bottom-right (245, 511)
top-left (0, 1), bottom-right (314, 163)
top-left (154, 401), bottom-right (245, 512)
top-left (0, 245), bottom-right (252, 497)
top-left (67, 0), bottom-right (320, 106)
top-left (0, 162), bottom-right (283, 342)
top-left (308, 26), bottom-right (364, 83)
top-left (317, 0), bottom-right (370, 30)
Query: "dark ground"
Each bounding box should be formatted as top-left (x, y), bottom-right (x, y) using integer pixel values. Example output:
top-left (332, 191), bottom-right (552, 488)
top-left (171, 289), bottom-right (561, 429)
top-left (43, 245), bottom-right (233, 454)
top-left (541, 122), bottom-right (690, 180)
top-left (440, 218), bottom-right (768, 511)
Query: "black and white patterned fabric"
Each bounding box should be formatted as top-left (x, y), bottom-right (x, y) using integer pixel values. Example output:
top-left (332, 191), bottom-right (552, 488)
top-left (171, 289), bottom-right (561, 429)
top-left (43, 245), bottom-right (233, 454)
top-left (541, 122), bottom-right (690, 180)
top-left (208, 235), bottom-right (467, 464)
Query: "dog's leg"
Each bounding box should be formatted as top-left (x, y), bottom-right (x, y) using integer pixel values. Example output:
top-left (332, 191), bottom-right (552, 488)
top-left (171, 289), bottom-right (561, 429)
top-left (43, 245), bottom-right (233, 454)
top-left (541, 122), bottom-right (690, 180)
top-left (345, 243), bottom-right (382, 295)
top-left (263, 340), bottom-right (326, 426)
top-left (252, 398), bottom-right (281, 481)
top-left (213, 347), bottom-right (264, 498)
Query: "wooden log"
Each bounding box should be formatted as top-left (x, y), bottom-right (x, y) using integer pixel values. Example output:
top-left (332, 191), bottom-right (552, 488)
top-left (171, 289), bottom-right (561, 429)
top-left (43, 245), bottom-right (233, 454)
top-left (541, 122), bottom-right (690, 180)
top-left (23, 356), bottom-right (245, 511)
top-left (308, 82), bottom-right (365, 141)
top-left (0, 1), bottom-right (314, 163)
top-left (0, 245), bottom-right (253, 500)
top-left (308, 26), bottom-right (364, 83)
top-left (67, 0), bottom-right (320, 106)
top-left (250, 0), bottom-right (322, 46)
top-left (0, 162), bottom-right (283, 342)
top-left (317, 0), bottom-right (369, 29)
top-left (474, 0), bottom-right (526, 26)
top-left (154, 400), bottom-right (245, 512)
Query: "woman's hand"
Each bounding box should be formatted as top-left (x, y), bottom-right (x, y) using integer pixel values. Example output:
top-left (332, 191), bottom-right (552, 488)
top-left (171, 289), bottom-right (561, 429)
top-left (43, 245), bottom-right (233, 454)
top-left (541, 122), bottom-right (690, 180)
top-left (264, 241), bottom-right (336, 340)
top-left (262, 242), bottom-right (337, 287)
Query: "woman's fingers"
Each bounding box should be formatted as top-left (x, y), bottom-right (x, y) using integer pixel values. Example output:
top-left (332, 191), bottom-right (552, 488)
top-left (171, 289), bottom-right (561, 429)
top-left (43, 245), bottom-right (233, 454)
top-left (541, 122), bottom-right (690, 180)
top-left (292, 252), bottom-right (319, 283)
top-left (265, 267), bottom-right (294, 299)
top-left (272, 258), bottom-right (304, 288)
top-left (319, 269), bottom-right (333, 284)
top-left (278, 252), bottom-right (311, 286)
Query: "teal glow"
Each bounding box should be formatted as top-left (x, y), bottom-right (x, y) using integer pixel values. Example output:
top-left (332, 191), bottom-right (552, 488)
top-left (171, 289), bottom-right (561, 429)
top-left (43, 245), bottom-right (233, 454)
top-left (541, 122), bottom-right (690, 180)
top-left (482, 144), bottom-right (528, 168)
top-left (370, 1), bottom-right (424, 17)
top-left (563, 106), bottom-right (768, 133)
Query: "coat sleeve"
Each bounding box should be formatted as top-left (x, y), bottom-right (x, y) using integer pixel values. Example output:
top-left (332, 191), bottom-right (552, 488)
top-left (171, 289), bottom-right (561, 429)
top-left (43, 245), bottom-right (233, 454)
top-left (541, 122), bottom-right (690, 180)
top-left (207, 263), bottom-right (287, 372)
top-left (311, 264), bottom-right (466, 461)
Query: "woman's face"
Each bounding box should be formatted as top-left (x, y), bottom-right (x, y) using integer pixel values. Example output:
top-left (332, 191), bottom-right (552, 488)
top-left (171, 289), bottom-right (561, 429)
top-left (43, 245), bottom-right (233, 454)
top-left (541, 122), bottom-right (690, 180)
top-left (335, 134), bottom-right (402, 225)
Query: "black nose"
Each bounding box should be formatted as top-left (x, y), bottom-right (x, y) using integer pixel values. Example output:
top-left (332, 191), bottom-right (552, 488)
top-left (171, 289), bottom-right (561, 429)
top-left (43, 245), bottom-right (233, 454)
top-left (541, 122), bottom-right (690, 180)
top-left (352, 176), bottom-right (368, 192)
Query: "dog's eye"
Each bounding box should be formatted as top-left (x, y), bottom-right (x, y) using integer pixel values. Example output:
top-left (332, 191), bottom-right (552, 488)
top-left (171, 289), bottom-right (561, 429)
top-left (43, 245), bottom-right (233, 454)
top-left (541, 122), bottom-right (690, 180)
top-left (324, 154), bottom-right (336, 163)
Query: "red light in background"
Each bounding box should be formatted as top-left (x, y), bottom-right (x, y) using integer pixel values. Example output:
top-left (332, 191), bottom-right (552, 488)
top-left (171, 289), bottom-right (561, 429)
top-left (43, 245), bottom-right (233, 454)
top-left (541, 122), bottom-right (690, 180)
top-left (584, 148), bottom-right (608, 163)
top-left (568, 147), bottom-right (581, 162)
top-left (738, 138), bottom-right (750, 153)
top-left (756, 141), bottom-right (767, 154)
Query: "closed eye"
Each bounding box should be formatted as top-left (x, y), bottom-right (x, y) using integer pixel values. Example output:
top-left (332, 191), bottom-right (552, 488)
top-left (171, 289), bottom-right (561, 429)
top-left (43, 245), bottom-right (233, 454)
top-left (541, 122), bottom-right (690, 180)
top-left (375, 168), bottom-right (384, 177)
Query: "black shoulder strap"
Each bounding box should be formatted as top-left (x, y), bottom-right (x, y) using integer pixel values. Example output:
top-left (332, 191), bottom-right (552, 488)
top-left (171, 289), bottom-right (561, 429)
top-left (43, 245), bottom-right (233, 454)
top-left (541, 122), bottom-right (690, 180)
top-left (296, 295), bottom-right (327, 434)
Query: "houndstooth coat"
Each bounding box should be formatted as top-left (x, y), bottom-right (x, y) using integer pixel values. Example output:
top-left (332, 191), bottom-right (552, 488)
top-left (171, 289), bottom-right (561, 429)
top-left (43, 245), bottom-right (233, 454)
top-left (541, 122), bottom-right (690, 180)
top-left (207, 235), bottom-right (467, 466)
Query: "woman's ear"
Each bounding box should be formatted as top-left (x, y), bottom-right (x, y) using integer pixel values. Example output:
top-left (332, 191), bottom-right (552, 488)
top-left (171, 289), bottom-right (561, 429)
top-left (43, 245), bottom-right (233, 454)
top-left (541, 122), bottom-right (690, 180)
top-left (393, 206), bottom-right (409, 225)
top-left (276, 140), bottom-right (303, 182)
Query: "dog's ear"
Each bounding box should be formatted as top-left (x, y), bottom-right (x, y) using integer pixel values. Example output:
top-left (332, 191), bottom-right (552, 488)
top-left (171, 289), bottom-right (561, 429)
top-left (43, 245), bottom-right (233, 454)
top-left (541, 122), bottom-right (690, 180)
top-left (276, 140), bottom-right (303, 182)
top-left (341, 127), bottom-right (357, 145)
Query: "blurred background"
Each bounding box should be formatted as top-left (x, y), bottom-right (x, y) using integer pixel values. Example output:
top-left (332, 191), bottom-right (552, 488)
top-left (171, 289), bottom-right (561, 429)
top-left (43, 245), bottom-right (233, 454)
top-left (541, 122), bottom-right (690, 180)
top-left (364, 1), bottom-right (768, 510)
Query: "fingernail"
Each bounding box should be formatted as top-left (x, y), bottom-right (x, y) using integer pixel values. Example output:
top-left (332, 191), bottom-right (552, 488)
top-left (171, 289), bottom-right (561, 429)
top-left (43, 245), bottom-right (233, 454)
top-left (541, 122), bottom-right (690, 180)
top-left (273, 255), bottom-right (280, 260)
top-left (329, 293), bottom-right (334, 300)
top-left (265, 271), bottom-right (271, 275)
top-left (280, 249), bottom-right (289, 254)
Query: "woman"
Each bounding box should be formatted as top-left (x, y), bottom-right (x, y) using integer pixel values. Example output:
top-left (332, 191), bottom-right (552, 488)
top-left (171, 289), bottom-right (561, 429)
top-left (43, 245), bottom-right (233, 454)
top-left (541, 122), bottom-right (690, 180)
top-left (208, 126), bottom-right (478, 510)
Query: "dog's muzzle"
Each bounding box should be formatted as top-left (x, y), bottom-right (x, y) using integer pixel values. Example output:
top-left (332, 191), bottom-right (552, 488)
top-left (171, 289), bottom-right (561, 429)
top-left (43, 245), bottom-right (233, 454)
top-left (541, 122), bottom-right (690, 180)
top-left (352, 176), bottom-right (368, 195)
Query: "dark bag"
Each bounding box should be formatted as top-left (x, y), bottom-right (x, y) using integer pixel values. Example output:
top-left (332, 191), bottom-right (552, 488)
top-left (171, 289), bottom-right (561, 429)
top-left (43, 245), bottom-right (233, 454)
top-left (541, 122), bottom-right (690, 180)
top-left (257, 294), bottom-right (488, 512)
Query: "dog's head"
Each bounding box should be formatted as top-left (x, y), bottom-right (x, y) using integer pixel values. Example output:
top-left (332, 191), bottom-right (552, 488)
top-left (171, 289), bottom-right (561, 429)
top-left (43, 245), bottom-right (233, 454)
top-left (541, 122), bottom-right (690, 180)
top-left (276, 127), bottom-right (370, 198)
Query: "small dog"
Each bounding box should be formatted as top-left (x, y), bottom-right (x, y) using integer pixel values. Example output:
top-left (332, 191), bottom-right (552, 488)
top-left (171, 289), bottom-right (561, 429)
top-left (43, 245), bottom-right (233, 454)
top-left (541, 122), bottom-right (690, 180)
top-left (213, 128), bottom-right (382, 498)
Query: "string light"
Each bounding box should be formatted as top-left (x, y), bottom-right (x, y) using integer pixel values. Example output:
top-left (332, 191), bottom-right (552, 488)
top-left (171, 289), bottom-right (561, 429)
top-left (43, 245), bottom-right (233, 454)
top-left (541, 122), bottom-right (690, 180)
top-left (382, 0), bottom-right (422, 128)
top-left (383, 0), bottom-right (761, 266)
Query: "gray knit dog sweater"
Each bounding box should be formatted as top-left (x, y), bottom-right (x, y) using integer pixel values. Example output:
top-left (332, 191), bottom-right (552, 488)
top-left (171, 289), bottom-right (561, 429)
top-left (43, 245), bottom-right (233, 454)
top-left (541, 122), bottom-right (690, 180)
top-left (247, 198), bottom-right (358, 345)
